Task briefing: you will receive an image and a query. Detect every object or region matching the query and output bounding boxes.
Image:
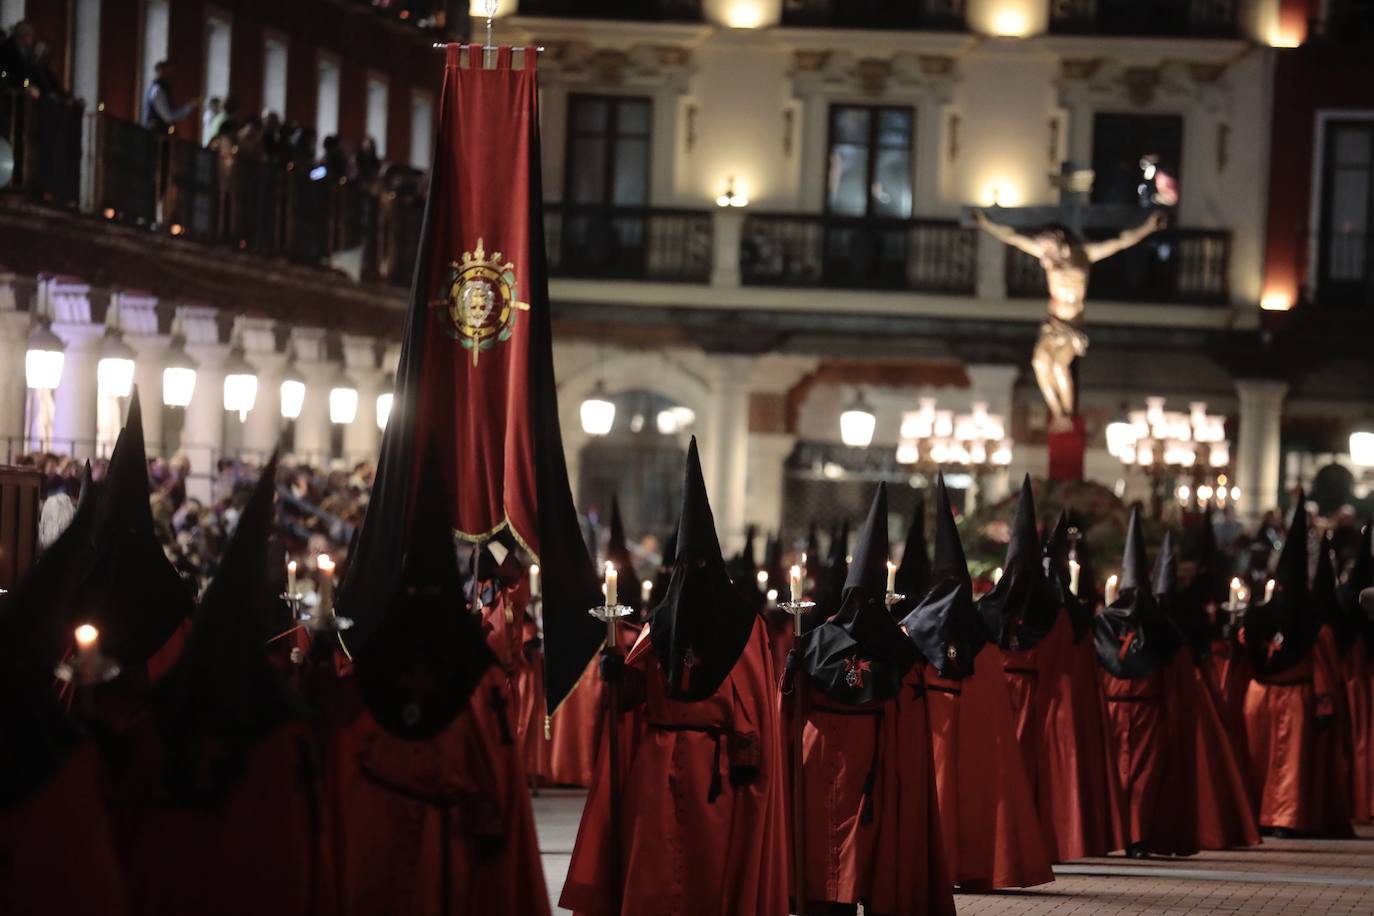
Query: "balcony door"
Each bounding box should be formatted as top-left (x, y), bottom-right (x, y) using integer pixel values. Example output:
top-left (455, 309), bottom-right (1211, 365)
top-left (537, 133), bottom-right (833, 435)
top-left (823, 104), bottom-right (915, 288)
top-left (1318, 120), bottom-right (1374, 308)
top-left (560, 94), bottom-right (653, 277)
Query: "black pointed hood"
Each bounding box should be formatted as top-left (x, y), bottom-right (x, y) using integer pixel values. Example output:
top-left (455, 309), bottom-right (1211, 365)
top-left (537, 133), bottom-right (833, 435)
top-left (1045, 511), bottom-right (1092, 641)
top-left (1242, 494), bottom-right (1315, 677)
top-left (977, 476), bottom-right (1055, 651)
top-left (815, 521), bottom-right (849, 619)
top-left (903, 474), bottom-right (987, 680)
top-left (891, 495), bottom-right (930, 618)
top-left (1156, 528), bottom-right (1207, 661)
top-left (72, 386), bottom-right (193, 669)
top-left (730, 523), bottom-right (767, 614)
top-left (355, 443), bottom-right (497, 739)
top-left (1311, 534), bottom-right (1341, 631)
top-left (1336, 522), bottom-right (1373, 651)
top-left (605, 495), bottom-right (637, 584)
top-left (802, 484), bottom-right (918, 703)
top-left (153, 453), bottom-right (308, 800)
top-left (650, 438), bottom-right (757, 701)
top-left (1095, 507), bottom-right (1181, 679)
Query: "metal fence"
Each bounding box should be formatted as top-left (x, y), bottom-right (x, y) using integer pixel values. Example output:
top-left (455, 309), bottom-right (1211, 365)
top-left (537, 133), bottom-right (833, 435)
top-left (781, 0), bottom-right (966, 29)
top-left (741, 213), bottom-right (977, 294)
top-left (1006, 227), bottom-right (1231, 304)
top-left (1049, 0), bottom-right (1237, 36)
top-left (545, 203), bottom-right (714, 283)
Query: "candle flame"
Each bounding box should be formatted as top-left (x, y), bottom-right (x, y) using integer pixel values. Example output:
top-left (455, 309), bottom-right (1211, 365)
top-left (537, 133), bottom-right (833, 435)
top-left (74, 624), bottom-right (99, 649)
top-left (756, 571), bottom-right (768, 585)
top-left (789, 564), bottom-right (801, 577)
top-left (317, 554), bottom-right (335, 573)
top-left (529, 563), bottom-right (540, 576)
top-left (288, 560), bottom-right (297, 572)
top-left (605, 561), bottom-right (615, 574)
top-left (643, 579), bottom-right (653, 590)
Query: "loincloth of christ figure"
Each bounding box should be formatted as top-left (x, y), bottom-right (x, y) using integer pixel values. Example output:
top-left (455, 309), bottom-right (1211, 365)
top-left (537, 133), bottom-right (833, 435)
top-left (976, 209), bottom-right (1166, 430)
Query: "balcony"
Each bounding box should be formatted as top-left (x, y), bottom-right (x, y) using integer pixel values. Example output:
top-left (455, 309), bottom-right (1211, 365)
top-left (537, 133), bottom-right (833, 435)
top-left (741, 213), bottom-right (977, 295)
top-left (1, 92), bottom-right (425, 290)
top-left (545, 204), bottom-right (714, 283)
top-left (1049, 0), bottom-right (1237, 37)
top-left (516, 0), bottom-right (704, 22)
top-left (780, 0), bottom-right (966, 31)
top-left (1006, 228), bottom-right (1231, 304)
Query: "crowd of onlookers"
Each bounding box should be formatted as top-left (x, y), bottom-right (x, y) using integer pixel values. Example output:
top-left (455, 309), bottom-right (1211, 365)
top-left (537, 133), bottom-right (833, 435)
top-left (0, 20), bottom-right (63, 98)
top-left (17, 452), bottom-right (374, 595)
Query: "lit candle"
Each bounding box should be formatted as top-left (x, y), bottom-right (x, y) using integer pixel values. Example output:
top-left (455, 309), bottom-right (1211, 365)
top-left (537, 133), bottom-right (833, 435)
top-left (789, 565), bottom-right (802, 603)
top-left (1236, 585), bottom-right (1248, 609)
top-left (1228, 577), bottom-right (1242, 608)
top-left (317, 554), bottom-right (335, 617)
top-left (1264, 579), bottom-right (1276, 603)
top-left (287, 559), bottom-right (297, 597)
top-left (604, 562), bottom-right (618, 607)
top-left (991, 566), bottom-right (1003, 586)
top-left (1105, 574), bottom-right (1119, 606)
top-left (1069, 559), bottom-right (1081, 596)
top-left (886, 561), bottom-right (897, 594)
top-left (529, 563), bottom-right (541, 598)
top-left (766, 588), bottom-right (778, 607)
top-left (641, 579), bottom-right (653, 607)
top-left (75, 624), bottom-right (99, 662)
top-left (756, 570), bottom-right (768, 590)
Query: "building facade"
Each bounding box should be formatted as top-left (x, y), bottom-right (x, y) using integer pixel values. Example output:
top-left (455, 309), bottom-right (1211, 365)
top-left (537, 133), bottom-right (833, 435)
top-left (2, 0), bottom-right (1371, 545)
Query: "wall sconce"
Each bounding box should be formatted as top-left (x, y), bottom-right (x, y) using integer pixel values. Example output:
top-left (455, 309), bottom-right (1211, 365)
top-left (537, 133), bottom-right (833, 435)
top-left (1260, 290), bottom-right (1293, 312)
top-left (723, 0), bottom-right (765, 28)
top-left (991, 8), bottom-right (1029, 37)
top-left (716, 176), bottom-right (749, 208)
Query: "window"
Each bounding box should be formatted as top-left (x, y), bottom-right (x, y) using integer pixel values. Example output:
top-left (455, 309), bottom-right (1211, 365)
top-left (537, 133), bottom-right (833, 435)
top-left (366, 74), bottom-right (389, 158)
top-left (202, 13), bottom-right (233, 145)
top-left (409, 89), bottom-right (433, 171)
top-left (140, 0), bottom-right (170, 107)
top-left (563, 94), bottom-right (652, 206)
top-left (1090, 112), bottom-right (1183, 207)
top-left (262, 34), bottom-right (288, 119)
top-left (825, 105), bottom-right (914, 219)
top-left (1318, 120), bottom-right (1374, 307)
top-left (316, 55), bottom-right (341, 156)
top-left (1, 0), bottom-right (25, 33)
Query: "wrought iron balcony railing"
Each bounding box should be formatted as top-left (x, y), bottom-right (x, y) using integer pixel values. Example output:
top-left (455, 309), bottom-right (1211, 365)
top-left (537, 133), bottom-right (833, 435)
top-left (780, 0), bottom-right (966, 31)
top-left (1005, 227), bottom-right (1231, 304)
top-left (544, 203), bottom-right (714, 283)
top-left (741, 213), bottom-right (977, 295)
top-left (2, 91), bottom-right (426, 289)
top-left (1049, 0), bottom-right (1238, 38)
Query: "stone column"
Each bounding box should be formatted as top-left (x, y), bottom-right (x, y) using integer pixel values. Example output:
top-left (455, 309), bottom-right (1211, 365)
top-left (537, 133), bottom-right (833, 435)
top-left (51, 322), bottom-right (102, 460)
top-left (705, 354), bottom-right (754, 554)
top-left (242, 351), bottom-right (289, 460)
top-left (1234, 378), bottom-right (1288, 526)
top-left (288, 329), bottom-right (334, 467)
top-left (183, 343), bottom-right (228, 503)
top-left (744, 431), bottom-right (796, 537)
top-left (127, 334), bottom-right (169, 455)
top-left (0, 308), bottom-right (28, 457)
top-left (344, 366), bottom-right (387, 464)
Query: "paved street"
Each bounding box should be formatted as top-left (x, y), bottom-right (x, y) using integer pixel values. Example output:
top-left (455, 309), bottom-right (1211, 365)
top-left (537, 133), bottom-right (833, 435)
top-left (532, 790), bottom-right (1374, 914)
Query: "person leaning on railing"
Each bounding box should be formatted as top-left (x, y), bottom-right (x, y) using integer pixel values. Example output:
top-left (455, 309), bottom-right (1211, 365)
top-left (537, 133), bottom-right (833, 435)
top-left (0, 21), bottom-right (65, 98)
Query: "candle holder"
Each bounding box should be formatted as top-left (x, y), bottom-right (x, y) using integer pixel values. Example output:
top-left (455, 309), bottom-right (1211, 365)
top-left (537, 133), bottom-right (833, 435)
top-left (884, 592), bottom-right (906, 609)
top-left (776, 600), bottom-right (816, 615)
top-left (54, 652), bottom-right (121, 686)
top-left (299, 606), bottom-right (355, 635)
top-left (588, 603), bottom-right (635, 625)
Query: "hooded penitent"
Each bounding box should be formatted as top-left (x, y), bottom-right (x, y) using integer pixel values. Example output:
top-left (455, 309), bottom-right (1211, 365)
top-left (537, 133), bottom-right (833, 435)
top-left (891, 494), bottom-right (930, 619)
top-left (904, 475), bottom-right (987, 681)
top-left (337, 441), bottom-right (550, 916)
top-left (1335, 522), bottom-right (1372, 652)
top-left (561, 436), bottom-right (788, 916)
top-left (801, 484), bottom-right (921, 703)
top-left (1095, 508), bottom-right (1182, 680)
top-left (979, 476), bottom-right (1056, 652)
top-left (1044, 512), bottom-right (1092, 642)
top-left (124, 454), bottom-right (326, 916)
top-left (1242, 497), bottom-right (1316, 678)
top-left (650, 437), bottom-right (759, 702)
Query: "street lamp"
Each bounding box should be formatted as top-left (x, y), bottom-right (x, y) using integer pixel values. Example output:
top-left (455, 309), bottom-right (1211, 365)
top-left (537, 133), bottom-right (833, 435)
top-left (330, 375), bottom-right (359, 425)
top-left (25, 322), bottom-right (65, 391)
top-left (96, 329), bottom-right (136, 400)
top-left (839, 389), bottom-right (876, 448)
top-left (1351, 432), bottom-right (1374, 468)
top-left (896, 397), bottom-right (1012, 470)
top-left (161, 332), bottom-right (198, 408)
top-left (279, 363), bottom-right (306, 421)
top-left (1109, 398), bottom-right (1233, 515)
top-left (580, 380), bottom-right (615, 436)
top-left (222, 343), bottom-right (259, 422)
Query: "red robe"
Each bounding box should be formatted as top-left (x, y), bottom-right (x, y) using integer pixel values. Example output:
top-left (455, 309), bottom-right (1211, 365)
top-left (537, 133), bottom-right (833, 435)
top-left (1244, 629), bottom-right (1353, 836)
top-left (999, 646), bottom-right (1040, 793)
top-left (0, 744), bottom-right (129, 915)
top-left (548, 625), bottom-right (640, 788)
top-left (927, 656), bottom-right (1053, 890)
top-left (1202, 639), bottom-right (1252, 792)
top-left (122, 723), bottom-right (334, 916)
top-left (332, 666), bottom-right (551, 916)
top-left (561, 618), bottom-right (788, 916)
top-left (1191, 663), bottom-right (1261, 850)
top-left (1022, 616), bottom-right (1125, 860)
top-left (1340, 641), bottom-right (1373, 823)
top-left (483, 589), bottom-right (549, 785)
top-left (1100, 669), bottom-right (1169, 847)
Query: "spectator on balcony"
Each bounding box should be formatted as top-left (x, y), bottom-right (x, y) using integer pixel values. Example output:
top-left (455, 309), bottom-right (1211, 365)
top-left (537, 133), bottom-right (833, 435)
top-left (0, 21), bottom-right (62, 97)
top-left (321, 134), bottom-right (351, 182)
top-left (262, 110), bottom-right (289, 162)
top-left (207, 94), bottom-right (240, 146)
top-left (142, 60), bottom-right (200, 134)
top-left (202, 96), bottom-right (222, 143)
top-left (356, 136), bottom-right (382, 187)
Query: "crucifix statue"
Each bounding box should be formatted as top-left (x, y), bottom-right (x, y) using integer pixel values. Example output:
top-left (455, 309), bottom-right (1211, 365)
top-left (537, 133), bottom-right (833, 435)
top-left (968, 164), bottom-right (1168, 430)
